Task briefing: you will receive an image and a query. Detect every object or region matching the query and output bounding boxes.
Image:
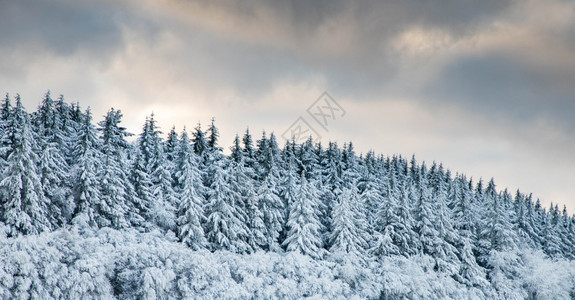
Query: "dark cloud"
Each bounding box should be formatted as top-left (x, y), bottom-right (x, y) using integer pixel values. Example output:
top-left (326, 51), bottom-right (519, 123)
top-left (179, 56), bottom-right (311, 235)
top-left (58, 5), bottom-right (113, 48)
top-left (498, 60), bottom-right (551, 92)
top-left (422, 53), bottom-right (575, 132)
top-left (0, 1), bottom-right (124, 56)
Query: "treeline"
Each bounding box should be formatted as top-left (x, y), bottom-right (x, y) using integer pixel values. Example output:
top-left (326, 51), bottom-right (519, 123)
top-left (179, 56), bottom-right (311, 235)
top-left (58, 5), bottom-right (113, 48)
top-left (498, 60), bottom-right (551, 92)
top-left (1, 92), bottom-right (574, 287)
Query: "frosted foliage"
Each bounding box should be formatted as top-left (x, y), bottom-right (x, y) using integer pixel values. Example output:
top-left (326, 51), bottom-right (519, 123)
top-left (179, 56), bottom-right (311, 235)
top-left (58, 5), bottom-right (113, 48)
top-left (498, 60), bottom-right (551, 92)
top-left (0, 94), bottom-right (574, 298)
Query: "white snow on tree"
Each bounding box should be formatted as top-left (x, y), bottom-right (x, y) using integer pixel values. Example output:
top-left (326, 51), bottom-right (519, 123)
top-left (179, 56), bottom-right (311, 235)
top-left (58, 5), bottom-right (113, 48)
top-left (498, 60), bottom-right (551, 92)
top-left (70, 108), bottom-right (102, 229)
top-left (0, 96), bottom-right (51, 236)
top-left (96, 108), bottom-right (133, 229)
top-left (175, 129), bottom-right (207, 250)
top-left (283, 173), bottom-right (324, 259)
top-left (0, 93), bottom-right (574, 299)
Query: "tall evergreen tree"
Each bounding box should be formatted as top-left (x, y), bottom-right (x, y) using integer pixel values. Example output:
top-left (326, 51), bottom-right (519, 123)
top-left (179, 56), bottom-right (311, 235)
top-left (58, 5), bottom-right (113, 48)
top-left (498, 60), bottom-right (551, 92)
top-left (192, 122), bottom-right (208, 160)
top-left (257, 173), bottom-right (284, 252)
top-left (175, 129), bottom-right (207, 250)
top-left (97, 108), bottom-right (134, 229)
top-left (329, 184), bottom-right (368, 259)
top-left (70, 108), bottom-right (102, 228)
top-left (283, 174), bottom-right (324, 259)
top-left (414, 168), bottom-right (439, 255)
top-left (148, 115), bottom-right (177, 230)
top-left (204, 159), bottom-right (250, 253)
top-left (0, 96), bottom-right (50, 236)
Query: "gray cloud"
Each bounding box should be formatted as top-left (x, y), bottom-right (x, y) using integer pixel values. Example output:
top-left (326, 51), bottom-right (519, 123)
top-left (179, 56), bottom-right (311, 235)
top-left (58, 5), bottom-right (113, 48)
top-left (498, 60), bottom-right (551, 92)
top-left (423, 53), bottom-right (575, 130)
top-left (0, 0), bottom-right (125, 57)
top-left (1, 0), bottom-right (575, 210)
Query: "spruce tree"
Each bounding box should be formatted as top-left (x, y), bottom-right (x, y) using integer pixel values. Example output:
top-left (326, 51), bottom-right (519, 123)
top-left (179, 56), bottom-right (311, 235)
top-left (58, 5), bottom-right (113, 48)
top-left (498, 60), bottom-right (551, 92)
top-left (329, 185), bottom-right (368, 258)
top-left (283, 174), bottom-right (324, 259)
top-left (175, 129), bottom-right (207, 250)
top-left (33, 92), bottom-right (74, 227)
top-left (414, 169), bottom-right (439, 255)
top-left (204, 159), bottom-right (250, 253)
top-left (70, 108), bottom-right (102, 228)
top-left (257, 173), bottom-right (284, 252)
top-left (0, 96), bottom-right (50, 236)
top-left (97, 108), bottom-right (134, 229)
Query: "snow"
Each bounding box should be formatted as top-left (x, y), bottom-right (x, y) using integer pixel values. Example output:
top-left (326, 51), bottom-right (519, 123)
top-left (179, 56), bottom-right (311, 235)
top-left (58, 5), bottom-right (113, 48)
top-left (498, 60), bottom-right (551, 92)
top-left (1, 93), bottom-right (575, 298)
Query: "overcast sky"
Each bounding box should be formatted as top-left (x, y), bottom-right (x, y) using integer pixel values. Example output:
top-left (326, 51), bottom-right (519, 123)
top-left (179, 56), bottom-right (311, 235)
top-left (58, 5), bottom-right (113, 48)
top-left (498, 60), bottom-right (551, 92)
top-left (2, 0), bottom-right (575, 212)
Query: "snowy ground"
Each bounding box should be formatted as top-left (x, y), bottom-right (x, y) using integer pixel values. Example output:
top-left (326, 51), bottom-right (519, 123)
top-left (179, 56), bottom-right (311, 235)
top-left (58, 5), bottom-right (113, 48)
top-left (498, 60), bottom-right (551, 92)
top-left (1, 227), bottom-right (573, 299)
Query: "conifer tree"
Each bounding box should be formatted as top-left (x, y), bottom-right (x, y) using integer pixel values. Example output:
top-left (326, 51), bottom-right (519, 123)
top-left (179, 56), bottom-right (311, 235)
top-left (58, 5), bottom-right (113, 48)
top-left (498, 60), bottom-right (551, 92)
top-left (414, 168), bottom-right (439, 255)
top-left (329, 184), bottom-right (368, 258)
top-left (283, 174), bottom-right (324, 259)
top-left (70, 108), bottom-right (102, 228)
top-left (165, 126), bottom-right (179, 163)
top-left (192, 122), bottom-right (208, 160)
top-left (513, 190), bottom-right (537, 248)
top-left (0, 96), bottom-right (50, 236)
top-left (149, 116), bottom-right (177, 230)
top-left (175, 129), bottom-right (207, 250)
top-left (318, 142), bottom-right (343, 245)
top-left (204, 159), bottom-right (250, 253)
top-left (242, 128), bottom-right (257, 172)
top-left (34, 92), bottom-right (74, 228)
top-left (481, 180), bottom-right (517, 254)
top-left (97, 108), bottom-right (134, 229)
top-left (228, 154), bottom-right (263, 252)
top-left (257, 173), bottom-right (284, 251)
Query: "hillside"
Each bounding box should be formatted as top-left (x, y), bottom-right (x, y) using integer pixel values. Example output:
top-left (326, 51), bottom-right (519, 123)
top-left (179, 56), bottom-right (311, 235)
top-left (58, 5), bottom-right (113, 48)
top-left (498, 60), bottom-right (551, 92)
top-left (1, 93), bottom-right (574, 299)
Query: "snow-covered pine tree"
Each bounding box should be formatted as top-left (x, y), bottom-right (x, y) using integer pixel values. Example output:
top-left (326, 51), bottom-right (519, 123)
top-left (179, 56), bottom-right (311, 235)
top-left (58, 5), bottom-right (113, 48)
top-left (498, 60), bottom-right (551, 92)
top-left (430, 166), bottom-right (460, 274)
top-left (175, 128), bottom-right (207, 250)
top-left (283, 173), bottom-right (324, 259)
top-left (241, 128), bottom-right (257, 173)
top-left (229, 135), bottom-right (264, 252)
top-left (329, 182), bottom-right (368, 260)
top-left (97, 108), bottom-right (134, 229)
top-left (256, 132), bottom-right (283, 179)
top-left (318, 142), bottom-right (344, 246)
top-left (256, 172), bottom-right (284, 252)
top-left (358, 150), bottom-right (387, 228)
top-left (34, 92), bottom-right (74, 228)
top-left (541, 204), bottom-right (563, 258)
top-left (402, 183), bottom-right (421, 253)
top-left (148, 115), bottom-right (177, 231)
top-left (278, 152), bottom-right (299, 244)
top-left (70, 108), bottom-right (102, 228)
top-left (479, 180), bottom-right (517, 257)
top-left (130, 118), bottom-right (154, 228)
top-left (192, 122), bottom-right (208, 162)
top-left (513, 190), bottom-right (538, 248)
top-left (448, 175), bottom-right (486, 285)
top-left (0, 96), bottom-right (50, 236)
top-left (559, 205), bottom-right (575, 259)
top-left (204, 157), bottom-right (251, 253)
top-left (298, 136), bottom-right (320, 180)
top-left (53, 95), bottom-right (82, 166)
top-left (164, 126), bottom-right (179, 185)
top-left (414, 165), bottom-right (439, 256)
top-left (0, 93), bottom-right (11, 123)
top-left (165, 126), bottom-right (179, 164)
top-left (371, 166), bottom-right (400, 257)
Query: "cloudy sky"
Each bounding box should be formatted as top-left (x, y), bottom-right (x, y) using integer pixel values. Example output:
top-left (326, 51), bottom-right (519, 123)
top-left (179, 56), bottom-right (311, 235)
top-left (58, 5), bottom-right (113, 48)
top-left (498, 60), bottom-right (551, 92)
top-left (2, 0), bottom-right (575, 211)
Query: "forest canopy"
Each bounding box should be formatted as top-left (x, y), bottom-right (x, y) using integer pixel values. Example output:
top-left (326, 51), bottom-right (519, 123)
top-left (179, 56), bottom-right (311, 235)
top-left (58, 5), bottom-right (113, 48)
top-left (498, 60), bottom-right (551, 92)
top-left (1, 92), bottom-right (574, 299)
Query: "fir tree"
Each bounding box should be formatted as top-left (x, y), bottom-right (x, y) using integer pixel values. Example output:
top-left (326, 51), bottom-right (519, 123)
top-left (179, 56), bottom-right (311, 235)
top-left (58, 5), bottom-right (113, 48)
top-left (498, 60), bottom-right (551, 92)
top-left (97, 108), bottom-right (134, 229)
top-left (175, 129), bottom-right (207, 250)
top-left (0, 96), bottom-right (50, 236)
top-left (204, 159), bottom-right (250, 253)
top-left (257, 173), bottom-right (284, 251)
top-left (70, 108), bottom-right (102, 228)
top-left (414, 169), bottom-right (439, 256)
top-left (283, 174), bottom-right (324, 259)
top-left (329, 185), bottom-right (368, 258)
